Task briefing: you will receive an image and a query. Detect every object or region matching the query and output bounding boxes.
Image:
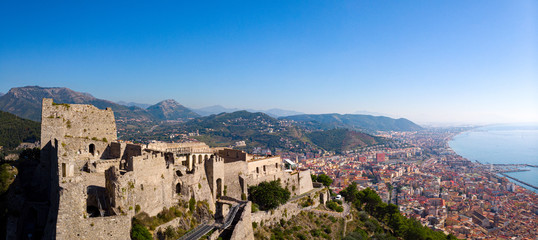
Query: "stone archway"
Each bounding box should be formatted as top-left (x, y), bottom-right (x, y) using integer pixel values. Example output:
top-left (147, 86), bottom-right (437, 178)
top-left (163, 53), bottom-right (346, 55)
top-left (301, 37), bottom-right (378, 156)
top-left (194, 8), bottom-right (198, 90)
top-left (216, 178), bottom-right (223, 198)
top-left (89, 144), bottom-right (95, 156)
top-left (176, 183), bottom-right (181, 195)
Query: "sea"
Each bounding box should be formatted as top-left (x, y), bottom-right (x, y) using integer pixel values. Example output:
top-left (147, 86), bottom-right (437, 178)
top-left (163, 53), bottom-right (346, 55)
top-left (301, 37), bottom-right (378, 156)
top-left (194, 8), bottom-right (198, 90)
top-left (449, 124), bottom-right (538, 193)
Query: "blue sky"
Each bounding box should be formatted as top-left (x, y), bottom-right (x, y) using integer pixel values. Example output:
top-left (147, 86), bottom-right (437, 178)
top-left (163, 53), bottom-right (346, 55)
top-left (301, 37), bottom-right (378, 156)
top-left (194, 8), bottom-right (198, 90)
top-left (1, 1), bottom-right (537, 124)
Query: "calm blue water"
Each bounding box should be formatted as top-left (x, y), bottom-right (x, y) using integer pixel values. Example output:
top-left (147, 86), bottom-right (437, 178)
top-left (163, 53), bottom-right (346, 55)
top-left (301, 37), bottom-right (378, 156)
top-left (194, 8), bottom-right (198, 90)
top-left (449, 124), bottom-right (538, 193)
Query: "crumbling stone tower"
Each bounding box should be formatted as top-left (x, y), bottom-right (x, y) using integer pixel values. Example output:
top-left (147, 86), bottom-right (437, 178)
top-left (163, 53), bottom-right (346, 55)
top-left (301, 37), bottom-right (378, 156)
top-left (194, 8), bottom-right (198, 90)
top-left (40, 98), bottom-right (131, 239)
top-left (41, 98), bottom-right (117, 178)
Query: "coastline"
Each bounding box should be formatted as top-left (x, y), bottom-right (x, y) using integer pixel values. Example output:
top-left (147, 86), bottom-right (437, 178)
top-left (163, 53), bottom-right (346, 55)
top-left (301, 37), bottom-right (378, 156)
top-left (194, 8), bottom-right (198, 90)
top-left (448, 125), bottom-right (538, 193)
top-left (446, 124), bottom-right (538, 193)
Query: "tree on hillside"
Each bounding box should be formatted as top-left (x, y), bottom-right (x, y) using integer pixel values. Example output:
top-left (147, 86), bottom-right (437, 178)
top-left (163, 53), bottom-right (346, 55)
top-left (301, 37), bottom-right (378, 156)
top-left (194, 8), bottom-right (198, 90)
top-left (248, 180), bottom-right (290, 211)
top-left (316, 174), bottom-right (333, 187)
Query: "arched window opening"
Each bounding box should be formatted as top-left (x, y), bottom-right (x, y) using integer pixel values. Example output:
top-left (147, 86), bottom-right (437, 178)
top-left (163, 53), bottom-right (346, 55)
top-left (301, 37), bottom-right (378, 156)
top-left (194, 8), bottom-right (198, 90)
top-left (176, 183), bottom-right (181, 194)
top-left (216, 178), bottom-right (223, 198)
top-left (89, 144), bottom-right (95, 156)
top-left (256, 167), bottom-right (259, 174)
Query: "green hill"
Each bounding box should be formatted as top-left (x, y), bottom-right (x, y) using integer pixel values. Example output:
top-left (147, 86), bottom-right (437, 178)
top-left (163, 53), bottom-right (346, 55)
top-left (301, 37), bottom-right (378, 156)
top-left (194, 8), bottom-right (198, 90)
top-left (142, 111), bottom-right (385, 154)
top-left (0, 111), bottom-right (40, 149)
top-left (281, 114), bottom-right (422, 133)
top-left (307, 129), bottom-right (385, 153)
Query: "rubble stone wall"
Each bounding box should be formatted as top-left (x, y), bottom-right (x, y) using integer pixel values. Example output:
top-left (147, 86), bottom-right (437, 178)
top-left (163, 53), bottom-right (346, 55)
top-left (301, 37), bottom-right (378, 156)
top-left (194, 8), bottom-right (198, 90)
top-left (230, 202), bottom-right (254, 240)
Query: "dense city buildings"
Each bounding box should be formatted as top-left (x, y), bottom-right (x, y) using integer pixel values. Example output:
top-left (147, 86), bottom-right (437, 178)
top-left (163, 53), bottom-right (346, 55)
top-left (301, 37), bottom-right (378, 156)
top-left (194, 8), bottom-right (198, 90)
top-left (296, 129), bottom-right (538, 240)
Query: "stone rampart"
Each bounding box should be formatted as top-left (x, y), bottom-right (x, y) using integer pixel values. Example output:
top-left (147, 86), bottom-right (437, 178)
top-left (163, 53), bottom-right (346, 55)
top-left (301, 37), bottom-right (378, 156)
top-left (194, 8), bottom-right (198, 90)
top-left (230, 202), bottom-right (254, 240)
top-left (222, 161), bottom-right (248, 200)
top-left (107, 152), bottom-right (176, 216)
top-left (56, 215), bottom-right (131, 240)
top-left (251, 188), bottom-right (325, 226)
top-left (94, 159), bottom-right (121, 173)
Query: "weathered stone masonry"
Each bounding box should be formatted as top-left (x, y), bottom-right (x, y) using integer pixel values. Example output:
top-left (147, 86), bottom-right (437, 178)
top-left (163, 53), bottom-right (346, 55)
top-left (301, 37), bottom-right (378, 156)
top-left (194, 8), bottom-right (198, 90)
top-left (37, 98), bottom-right (315, 240)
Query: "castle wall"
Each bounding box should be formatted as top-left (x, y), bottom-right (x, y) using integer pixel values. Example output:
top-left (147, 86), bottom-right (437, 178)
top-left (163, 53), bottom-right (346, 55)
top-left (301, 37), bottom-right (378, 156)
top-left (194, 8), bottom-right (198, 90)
top-left (54, 176), bottom-right (132, 239)
top-left (94, 159), bottom-right (121, 173)
top-left (251, 188), bottom-right (325, 226)
top-left (177, 159), bottom-right (216, 212)
top-left (247, 156), bottom-right (282, 180)
top-left (205, 155), bottom-right (225, 199)
top-left (222, 161), bottom-right (248, 199)
top-left (108, 152), bottom-right (176, 216)
top-left (297, 169), bottom-right (314, 195)
top-left (230, 202), bottom-right (254, 240)
top-left (57, 214), bottom-right (131, 239)
top-left (219, 148), bottom-right (251, 162)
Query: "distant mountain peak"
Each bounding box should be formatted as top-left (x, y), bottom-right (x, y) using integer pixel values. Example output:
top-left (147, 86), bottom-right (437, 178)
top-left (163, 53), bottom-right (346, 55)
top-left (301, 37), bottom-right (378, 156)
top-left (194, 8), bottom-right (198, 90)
top-left (147, 99), bottom-right (199, 121)
top-left (157, 99), bottom-right (182, 106)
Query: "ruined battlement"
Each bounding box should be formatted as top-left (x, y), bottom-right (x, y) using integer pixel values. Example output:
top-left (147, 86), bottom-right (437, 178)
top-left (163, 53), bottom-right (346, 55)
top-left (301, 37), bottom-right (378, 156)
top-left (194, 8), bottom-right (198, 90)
top-left (41, 98), bottom-right (116, 149)
top-left (147, 141), bottom-right (212, 154)
top-left (33, 99), bottom-right (311, 240)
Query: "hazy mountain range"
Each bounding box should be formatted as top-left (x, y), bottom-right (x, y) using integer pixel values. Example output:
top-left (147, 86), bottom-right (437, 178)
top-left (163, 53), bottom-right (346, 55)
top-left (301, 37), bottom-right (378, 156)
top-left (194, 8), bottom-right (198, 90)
top-left (0, 86), bottom-right (422, 131)
top-left (116, 101), bottom-right (152, 109)
top-left (0, 86), bottom-right (422, 152)
top-left (191, 105), bottom-right (304, 118)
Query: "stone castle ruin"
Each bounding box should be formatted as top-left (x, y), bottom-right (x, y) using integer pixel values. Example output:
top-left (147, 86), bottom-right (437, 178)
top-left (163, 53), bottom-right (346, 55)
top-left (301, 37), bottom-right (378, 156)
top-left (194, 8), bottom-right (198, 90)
top-left (29, 98), bottom-right (324, 239)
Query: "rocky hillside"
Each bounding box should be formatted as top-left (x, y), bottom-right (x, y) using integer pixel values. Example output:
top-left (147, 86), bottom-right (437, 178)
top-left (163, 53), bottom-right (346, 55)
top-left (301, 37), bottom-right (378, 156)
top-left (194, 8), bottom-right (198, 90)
top-left (0, 86), bottom-right (154, 123)
top-left (259, 185), bottom-right (459, 240)
top-left (281, 113), bottom-right (423, 133)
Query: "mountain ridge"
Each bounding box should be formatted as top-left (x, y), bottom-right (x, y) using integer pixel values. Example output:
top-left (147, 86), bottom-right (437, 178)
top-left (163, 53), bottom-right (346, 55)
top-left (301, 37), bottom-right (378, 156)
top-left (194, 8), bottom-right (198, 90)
top-left (191, 105), bottom-right (304, 118)
top-left (0, 86), bottom-right (199, 123)
top-left (281, 113), bottom-right (422, 133)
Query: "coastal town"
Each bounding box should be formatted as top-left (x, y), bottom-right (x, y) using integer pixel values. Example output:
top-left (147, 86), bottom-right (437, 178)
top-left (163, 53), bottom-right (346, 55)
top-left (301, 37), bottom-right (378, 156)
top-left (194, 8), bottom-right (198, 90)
top-left (295, 128), bottom-right (538, 240)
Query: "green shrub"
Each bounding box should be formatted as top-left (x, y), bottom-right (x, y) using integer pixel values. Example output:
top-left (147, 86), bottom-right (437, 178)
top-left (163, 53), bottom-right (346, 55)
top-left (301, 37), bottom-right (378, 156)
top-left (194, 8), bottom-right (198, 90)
top-left (189, 197), bottom-right (196, 212)
top-left (131, 221), bottom-right (152, 240)
top-left (296, 233), bottom-right (307, 240)
top-left (251, 203), bottom-right (259, 213)
top-left (326, 200), bottom-right (343, 212)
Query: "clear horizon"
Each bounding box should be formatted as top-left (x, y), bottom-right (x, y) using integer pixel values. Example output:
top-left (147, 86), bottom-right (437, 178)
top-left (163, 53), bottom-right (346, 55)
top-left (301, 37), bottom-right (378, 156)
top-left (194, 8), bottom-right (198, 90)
top-left (1, 1), bottom-right (537, 124)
